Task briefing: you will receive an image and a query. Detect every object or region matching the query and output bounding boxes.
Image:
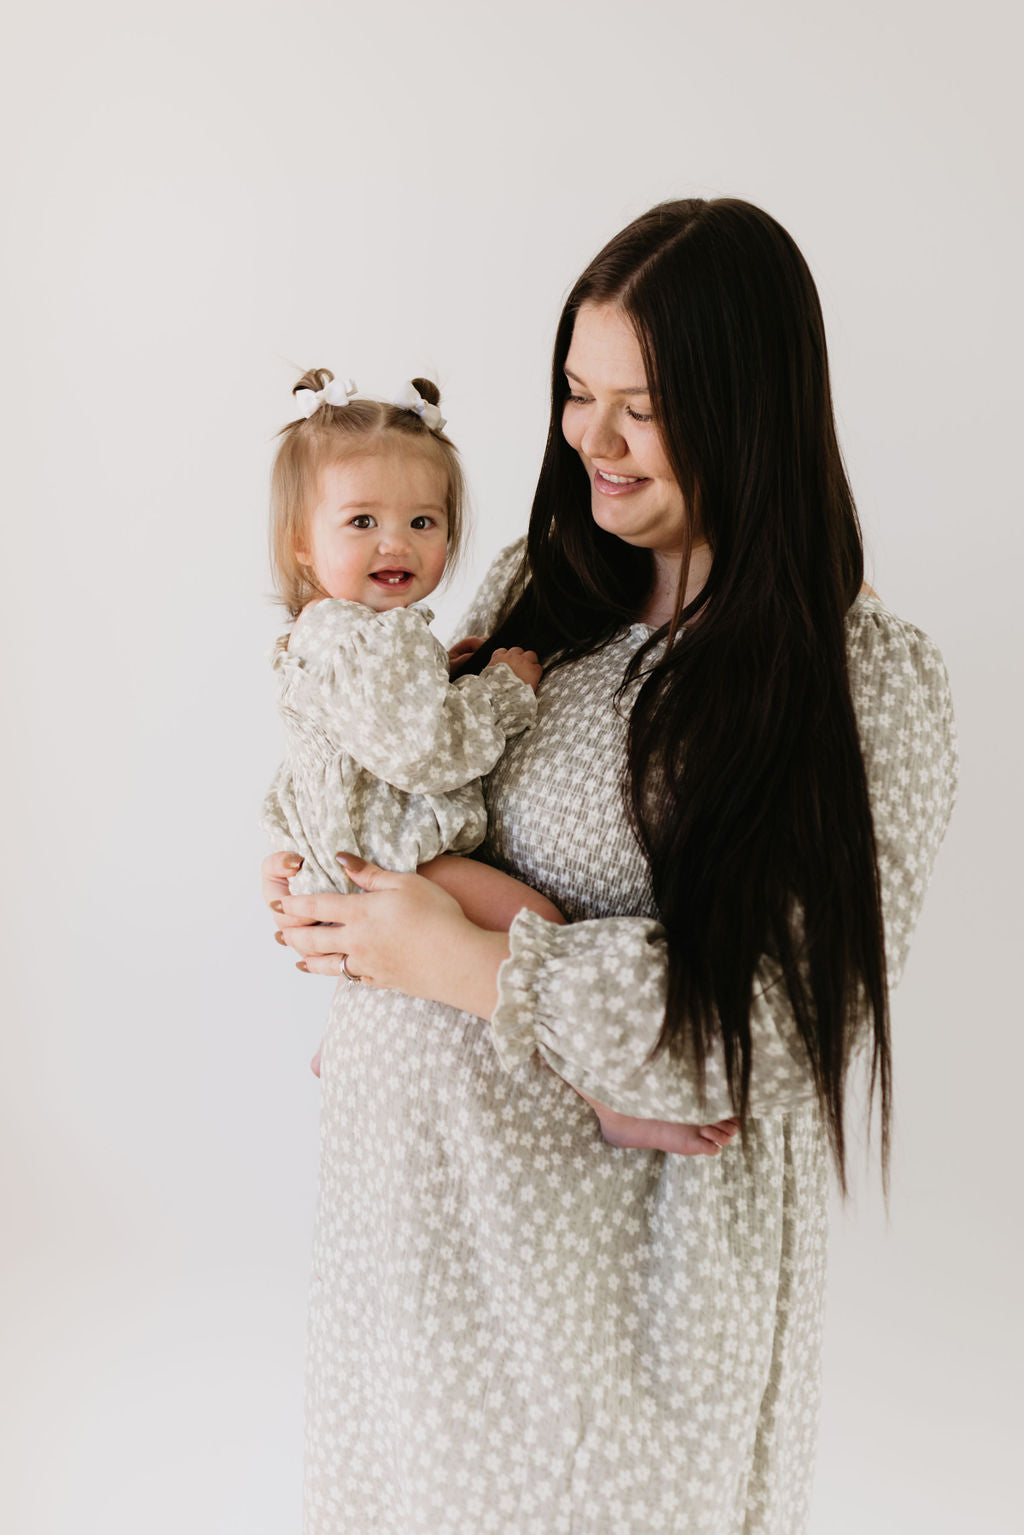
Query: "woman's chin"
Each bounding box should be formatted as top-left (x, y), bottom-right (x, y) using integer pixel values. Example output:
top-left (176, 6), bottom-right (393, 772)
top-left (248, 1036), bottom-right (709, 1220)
top-left (591, 501), bottom-right (649, 547)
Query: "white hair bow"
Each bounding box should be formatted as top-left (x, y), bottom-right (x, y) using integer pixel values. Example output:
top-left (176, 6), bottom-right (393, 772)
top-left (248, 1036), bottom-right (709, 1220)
top-left (294, 377), bottom-right (358, 418)
top-left (392, 380), bottom-right (446, 433)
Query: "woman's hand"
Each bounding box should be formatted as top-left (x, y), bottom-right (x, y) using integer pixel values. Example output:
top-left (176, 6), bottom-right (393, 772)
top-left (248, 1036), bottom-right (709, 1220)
top-left (273, 854), bottom-right (511, 1018)
top-left (573, 1086), bottom-right (740, 1157)
top-left (261, 850), bottom-right (311, 929)
top-left (448, 634), bottom-right (487, 676)
top-left (268, 852), bottom-right (739, 1144)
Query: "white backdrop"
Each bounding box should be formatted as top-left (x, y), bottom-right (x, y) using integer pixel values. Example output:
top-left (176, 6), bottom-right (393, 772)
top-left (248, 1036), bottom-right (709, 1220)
top-left (3, 2), bottom-right (1020, 1531)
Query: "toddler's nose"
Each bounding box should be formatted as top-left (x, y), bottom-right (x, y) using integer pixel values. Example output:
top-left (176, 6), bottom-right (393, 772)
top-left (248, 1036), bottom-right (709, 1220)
top-left (377, 528), bottom-right (410, 555)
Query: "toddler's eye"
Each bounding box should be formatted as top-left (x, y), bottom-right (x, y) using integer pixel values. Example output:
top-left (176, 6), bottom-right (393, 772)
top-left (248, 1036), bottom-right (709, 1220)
top-left (349, 514), bottom-right (375, 529)
top-left (411, 515), bottom-right (437, 530)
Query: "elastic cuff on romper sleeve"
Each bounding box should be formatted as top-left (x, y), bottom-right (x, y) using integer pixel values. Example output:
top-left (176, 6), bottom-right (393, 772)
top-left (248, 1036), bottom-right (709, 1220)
top-left (491, 908), bottom-right (555, 1070)
top-left (474, 663), bottom-right (538, 737)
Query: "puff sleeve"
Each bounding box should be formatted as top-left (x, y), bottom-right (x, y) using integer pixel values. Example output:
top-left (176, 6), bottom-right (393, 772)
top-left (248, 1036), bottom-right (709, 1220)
top-left (489, 600), bottom-right (959, 1120)
top-left (451, 537), bottom-right (528, 640)
top-left (277, 599), bottom-right (536, 796)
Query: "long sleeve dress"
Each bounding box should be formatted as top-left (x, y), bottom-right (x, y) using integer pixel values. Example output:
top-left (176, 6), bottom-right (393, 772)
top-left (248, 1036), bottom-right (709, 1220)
top-left (301, 541), bottom-right (959, 1535)
top-left (260, 597), bottom-right (537, 894)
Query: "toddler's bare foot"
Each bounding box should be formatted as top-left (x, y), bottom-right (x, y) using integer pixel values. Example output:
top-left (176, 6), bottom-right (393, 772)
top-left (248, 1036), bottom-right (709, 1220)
top-left (574, 1086), bottom-right (739, 1155)
top-left (310, 1046), bottom-right (322, 1078)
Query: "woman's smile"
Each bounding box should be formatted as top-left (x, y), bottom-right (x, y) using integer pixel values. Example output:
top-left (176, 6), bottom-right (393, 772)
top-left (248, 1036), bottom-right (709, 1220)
top-left (593, 467), bottom-right (650, 494)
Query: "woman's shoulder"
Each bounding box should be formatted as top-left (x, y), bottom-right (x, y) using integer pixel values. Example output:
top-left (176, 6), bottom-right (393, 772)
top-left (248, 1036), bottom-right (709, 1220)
top-left (844, 591), bottom-right (957, 768)
top-left (845, 591), bottom-right (952, 699)
top-left (453, 536), bottom-right (528, 638)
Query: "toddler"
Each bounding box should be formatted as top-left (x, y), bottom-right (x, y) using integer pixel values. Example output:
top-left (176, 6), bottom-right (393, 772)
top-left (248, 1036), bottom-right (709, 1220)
top-left (261, 369), bottom-right (562, 1074)
top-left (260, 367), bottom-right (738, 1157)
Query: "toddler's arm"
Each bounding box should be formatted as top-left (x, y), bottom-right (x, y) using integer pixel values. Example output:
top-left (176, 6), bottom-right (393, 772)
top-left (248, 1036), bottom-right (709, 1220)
top-left (297, 604), bottom-right (539, 795)
top-left (418, 853), bottom-right (561, 930)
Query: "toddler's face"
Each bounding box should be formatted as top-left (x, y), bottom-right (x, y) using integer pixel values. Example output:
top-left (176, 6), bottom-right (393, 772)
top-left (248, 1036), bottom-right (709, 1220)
top-left (297, 445), bottom-right (449, 612)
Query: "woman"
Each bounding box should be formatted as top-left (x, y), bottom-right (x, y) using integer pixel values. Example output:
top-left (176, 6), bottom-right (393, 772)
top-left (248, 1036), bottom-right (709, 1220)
top-left (264, 198), bottom-right (958, 1534)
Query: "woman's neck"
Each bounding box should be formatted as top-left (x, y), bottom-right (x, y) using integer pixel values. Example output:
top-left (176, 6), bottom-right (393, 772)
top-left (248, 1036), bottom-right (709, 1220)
top-left (639, 543), bottom-right (713, 627)
top-left (636, 549), bottom-right (880, 629)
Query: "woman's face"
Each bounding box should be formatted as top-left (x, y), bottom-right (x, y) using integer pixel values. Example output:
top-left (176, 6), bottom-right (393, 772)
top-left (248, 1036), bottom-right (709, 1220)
top-left (561, 302), bottom-right (693, 554)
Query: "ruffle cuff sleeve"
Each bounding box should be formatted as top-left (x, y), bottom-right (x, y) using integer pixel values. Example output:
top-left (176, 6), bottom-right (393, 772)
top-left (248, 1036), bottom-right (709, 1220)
top-left (461, 661), bottom-right (537, 738)
top-left (491, 909), bottom-right (738, 1120)
top-left (491, 908), bottom-right (553, 1069)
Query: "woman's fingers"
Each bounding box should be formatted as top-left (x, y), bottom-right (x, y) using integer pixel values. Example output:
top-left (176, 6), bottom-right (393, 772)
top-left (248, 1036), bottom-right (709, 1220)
top-left (281, 859), bottom-right (469, 997)
top-left (699, 1119), bottom-right (740, 1147)
top-left (448, 635), bottom-right (488, 677)
top-left (296, 954), bottom-right (349, 978)
top-left (283, 922), bottom-right (349, 958)
top-left (334, 851), bottom-right (404, 891)
top-left (448, 634), bottom-right (486, 662)
top-left (271, 857), bottom-right (407, 926)
top-left (280, 920), bottom-right (350, 979)
top-left (263, 849), bottom-right (304, 881)
top-left (277, 863), bottom-right (398, 969)
top-left (262, 850), bottom-right (310, 928)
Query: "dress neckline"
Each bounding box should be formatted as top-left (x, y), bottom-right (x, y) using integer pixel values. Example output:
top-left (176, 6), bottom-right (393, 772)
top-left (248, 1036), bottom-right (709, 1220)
top-left (625, 588), bottom-right (876, 639)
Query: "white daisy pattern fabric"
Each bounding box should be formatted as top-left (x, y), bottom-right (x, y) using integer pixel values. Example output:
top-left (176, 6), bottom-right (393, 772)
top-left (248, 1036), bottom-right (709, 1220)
top-left (261, 597), bottom-right (537, 894)
top-left (300, 541), bottom-right (958, 1534)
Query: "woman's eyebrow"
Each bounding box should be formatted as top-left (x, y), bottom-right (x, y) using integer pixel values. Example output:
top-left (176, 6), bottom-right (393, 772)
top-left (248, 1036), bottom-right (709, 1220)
top-left (564, 367), bottom-right (650, 396)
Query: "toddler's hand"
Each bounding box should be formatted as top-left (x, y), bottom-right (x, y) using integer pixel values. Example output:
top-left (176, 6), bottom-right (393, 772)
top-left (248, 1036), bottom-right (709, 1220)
top-left (574, 1087), bottom-right (739, 1156)
top-left (488, 646), bottom-right (543, 691)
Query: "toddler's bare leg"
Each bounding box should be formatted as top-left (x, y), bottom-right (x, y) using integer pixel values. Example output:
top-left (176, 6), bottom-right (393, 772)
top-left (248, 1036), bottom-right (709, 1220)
top-left (418, 854), bottom-right (565, 930)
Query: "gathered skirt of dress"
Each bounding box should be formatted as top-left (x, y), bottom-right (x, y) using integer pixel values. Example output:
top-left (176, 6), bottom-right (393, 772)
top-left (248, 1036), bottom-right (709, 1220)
top-left (300, 556), bottom-right (958, 1534)
top-left (305, 982), bottom-right (829, 1535)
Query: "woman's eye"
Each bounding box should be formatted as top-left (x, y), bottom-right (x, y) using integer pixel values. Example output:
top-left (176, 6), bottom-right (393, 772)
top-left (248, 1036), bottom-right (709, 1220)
top-left (565, 391), bottom-right (650, 423)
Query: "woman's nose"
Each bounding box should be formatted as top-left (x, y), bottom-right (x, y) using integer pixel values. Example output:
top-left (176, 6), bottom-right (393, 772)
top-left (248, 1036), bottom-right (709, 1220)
top-left (580, 409), bottom-right (624, 461)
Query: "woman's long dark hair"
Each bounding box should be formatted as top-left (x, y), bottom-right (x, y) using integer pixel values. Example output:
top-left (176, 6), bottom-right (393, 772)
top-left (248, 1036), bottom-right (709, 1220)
top-left (468, 199), bottom-right (890, 1196)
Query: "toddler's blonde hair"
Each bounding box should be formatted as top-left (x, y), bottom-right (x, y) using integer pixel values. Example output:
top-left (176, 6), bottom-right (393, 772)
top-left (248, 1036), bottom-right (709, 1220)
top-left (270, 368), bottom-right (467, 619)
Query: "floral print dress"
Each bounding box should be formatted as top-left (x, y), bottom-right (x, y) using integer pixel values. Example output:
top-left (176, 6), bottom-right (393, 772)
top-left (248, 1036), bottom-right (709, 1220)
top-left (297, 542), bottom-right (958, 1535)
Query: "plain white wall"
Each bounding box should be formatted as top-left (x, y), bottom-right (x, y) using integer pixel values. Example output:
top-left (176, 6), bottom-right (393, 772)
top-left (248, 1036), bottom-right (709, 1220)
top-left (3, 1), bottom-right (1020, 1530)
